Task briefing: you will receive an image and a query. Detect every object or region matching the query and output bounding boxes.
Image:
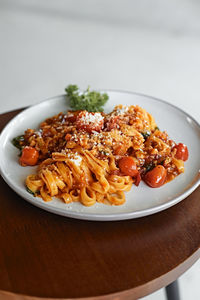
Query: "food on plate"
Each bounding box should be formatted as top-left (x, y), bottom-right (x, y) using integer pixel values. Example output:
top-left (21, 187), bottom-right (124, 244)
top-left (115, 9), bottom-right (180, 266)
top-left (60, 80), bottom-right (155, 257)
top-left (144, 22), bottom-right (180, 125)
top-left (12, 88), bottom-right (188, 206)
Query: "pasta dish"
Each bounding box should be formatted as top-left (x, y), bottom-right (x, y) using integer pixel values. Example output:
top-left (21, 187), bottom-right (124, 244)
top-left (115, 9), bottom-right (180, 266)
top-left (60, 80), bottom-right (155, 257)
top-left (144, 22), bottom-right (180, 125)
top-left (15, 104), bottom-right (189, 206)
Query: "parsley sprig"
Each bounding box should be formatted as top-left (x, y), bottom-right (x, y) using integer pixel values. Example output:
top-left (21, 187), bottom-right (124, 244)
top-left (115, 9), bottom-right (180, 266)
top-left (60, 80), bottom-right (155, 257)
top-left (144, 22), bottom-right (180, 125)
top-left (65, 84), bottom-right (108, 112)
top-left (12, 135), bottom-right (24, 150)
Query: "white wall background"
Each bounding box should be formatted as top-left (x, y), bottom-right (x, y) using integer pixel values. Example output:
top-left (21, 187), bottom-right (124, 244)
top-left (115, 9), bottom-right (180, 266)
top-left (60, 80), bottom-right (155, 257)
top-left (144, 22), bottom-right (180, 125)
top-left (0, 1), bottom-right (200, 299)
top-left (0, 0), bottom-right (200, 121)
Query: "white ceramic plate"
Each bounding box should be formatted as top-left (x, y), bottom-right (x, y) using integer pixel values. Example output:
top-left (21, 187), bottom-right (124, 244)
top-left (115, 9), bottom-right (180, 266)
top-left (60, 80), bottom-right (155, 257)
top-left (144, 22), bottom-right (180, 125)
top-left (0, 91), bottom-right (200, 221)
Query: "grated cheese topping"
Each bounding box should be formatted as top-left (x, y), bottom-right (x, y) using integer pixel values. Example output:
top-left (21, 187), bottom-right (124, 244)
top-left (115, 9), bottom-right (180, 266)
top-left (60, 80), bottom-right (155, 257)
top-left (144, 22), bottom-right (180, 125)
top-left (68, 152), bottom-right (82, 166)
top-left (115, 105), bottom-right (129, 115)
top-left (79, 112), bottom-right (104, 125)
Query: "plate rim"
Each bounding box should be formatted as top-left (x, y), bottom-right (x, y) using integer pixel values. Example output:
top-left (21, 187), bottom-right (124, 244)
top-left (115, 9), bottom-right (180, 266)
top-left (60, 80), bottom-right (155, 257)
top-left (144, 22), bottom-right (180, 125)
top-left (0, 90), bottom-right (200, 221)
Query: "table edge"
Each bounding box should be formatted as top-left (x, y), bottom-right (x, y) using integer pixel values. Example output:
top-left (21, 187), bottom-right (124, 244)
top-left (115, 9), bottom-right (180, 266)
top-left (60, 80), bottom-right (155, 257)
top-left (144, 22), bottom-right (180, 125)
top-left (0, 247), bottom-right (199, 300)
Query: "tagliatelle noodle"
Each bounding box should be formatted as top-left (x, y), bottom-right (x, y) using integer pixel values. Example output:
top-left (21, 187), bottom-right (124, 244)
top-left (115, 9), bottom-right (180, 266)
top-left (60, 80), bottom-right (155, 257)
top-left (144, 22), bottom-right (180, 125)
top-left (22, 104), bottom-right (187, 206)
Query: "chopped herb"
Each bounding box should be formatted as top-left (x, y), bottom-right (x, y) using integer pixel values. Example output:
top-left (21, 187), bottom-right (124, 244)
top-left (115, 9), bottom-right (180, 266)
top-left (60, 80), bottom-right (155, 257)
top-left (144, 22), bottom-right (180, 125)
top-left (100, 150), bottom-right (109, 156)
top-left (65, 84), bottom-right (109, 112)
top-left (145, 162), bottom-right (155, 172)
top-left (26, 186), bottom-right (35, 196)
top-left (141, 131), bottom-right (151, 140)
top-left (12, 135), bottom-right (24, 150)
top-left (155, 126), bottom-right (160, 131)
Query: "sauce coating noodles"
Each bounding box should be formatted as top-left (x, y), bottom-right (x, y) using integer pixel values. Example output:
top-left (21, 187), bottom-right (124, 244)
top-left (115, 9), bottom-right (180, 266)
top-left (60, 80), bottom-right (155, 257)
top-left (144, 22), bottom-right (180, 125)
top-left (18, 104), bottom-right (188, 206)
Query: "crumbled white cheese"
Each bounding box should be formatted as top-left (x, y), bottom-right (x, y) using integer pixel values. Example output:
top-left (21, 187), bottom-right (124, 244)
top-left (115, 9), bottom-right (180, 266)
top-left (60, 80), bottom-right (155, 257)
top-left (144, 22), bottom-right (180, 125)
top-left (69, 153), bottom-right (82, 166)
top-left (79, 112), bottom-right (104, 125)
top-left (115, 105), bottom-right (129, 115)
top-left (91, 131), bottom-right (99, 135)
top-left (35, 130), bottom-right (42, 137)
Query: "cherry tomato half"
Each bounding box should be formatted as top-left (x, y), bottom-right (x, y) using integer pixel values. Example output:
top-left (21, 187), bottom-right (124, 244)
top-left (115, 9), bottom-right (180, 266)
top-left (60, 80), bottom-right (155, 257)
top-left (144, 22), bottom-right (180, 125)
top-left (19, 146), bottom-right (39, 166)
top-left (134, 172), bottom-right (141, 186)
top-left (144, 165), bottom-right (167, 188)
top-left (118, 156), bottom-right (138, 177)
top-left (174, 143), bottom-right (189, 161)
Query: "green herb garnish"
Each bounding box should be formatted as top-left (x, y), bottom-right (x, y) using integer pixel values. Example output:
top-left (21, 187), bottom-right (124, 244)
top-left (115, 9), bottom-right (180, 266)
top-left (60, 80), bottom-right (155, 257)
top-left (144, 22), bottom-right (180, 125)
top-left (26, 186), bottom-right (35, 196)
top-left (12, 135), bottom-right (24, 150)
top-left (100, 150), bottom-right (110, 156)
top-left (141, 131), bottom-right (151, 140)
top-left (65, 84), bottom-right (109, 112)
top-left (145, 162), bottom-right (155, 172)
top-left (155, 126), bottom-right (160, 131)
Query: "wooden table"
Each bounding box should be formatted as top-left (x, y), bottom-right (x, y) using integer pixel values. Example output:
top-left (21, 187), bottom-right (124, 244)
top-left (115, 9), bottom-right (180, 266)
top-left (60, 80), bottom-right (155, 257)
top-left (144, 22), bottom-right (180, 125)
top-left (0, 109), bottom-right (200, 300)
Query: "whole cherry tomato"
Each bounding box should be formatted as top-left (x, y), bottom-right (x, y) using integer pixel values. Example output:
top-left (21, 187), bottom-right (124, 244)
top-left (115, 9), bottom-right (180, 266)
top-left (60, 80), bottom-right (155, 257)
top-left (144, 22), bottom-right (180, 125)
top-left (76, 111), bottom-right (104, 133)
top-left (174, 143), bottom-right (189, 161)
top-left (118, 156), bottom-right (138, 177)
top-left (144, 165), bottom-right (167, 188)
top-left (19, 146), bottom-right (39, 166)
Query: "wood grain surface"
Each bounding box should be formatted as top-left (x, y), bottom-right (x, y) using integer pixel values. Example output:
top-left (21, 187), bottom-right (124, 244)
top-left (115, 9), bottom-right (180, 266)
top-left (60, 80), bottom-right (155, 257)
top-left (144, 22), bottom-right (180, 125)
top-left (0, 108), bottom-right (200, 300)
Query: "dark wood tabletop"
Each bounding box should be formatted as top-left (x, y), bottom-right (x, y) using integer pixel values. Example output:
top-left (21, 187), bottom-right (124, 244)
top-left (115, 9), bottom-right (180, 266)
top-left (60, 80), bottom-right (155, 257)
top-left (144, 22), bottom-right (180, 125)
top-left (0, 108), bottom-right (200, 300)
